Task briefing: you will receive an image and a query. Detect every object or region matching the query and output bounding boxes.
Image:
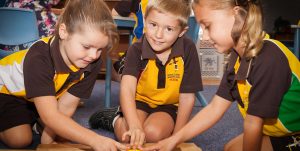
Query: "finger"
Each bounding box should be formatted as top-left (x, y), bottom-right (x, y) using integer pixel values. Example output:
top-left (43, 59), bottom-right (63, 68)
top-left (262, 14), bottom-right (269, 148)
top-left (122, 131), bottom-right (131, 142)
top-left (130, 131), bottom-right (136, 148)
top-left (142, 144), bottom-right (160, 151)
top-left (134, 131), bottom-right (141, 147)
top-left (115, 142), bottom-right (127, 151)
top-left (138, 133), bottom-right (145, 148)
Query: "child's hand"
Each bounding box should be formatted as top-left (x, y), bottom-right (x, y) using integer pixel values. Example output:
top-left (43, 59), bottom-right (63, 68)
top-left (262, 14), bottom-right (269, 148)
top-left (142, 137), bottom-right (177, 151)
top-left (91, 137), bottom-right (128, 151)
top-left (122, 128), bottom-right (145, 149)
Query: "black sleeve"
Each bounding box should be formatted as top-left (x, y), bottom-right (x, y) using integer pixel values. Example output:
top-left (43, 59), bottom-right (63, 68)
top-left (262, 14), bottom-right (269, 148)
top-left (247, 42), bottom-right (291, 118)
top-left (216, 52), bottom-right (238, 101)
top-left (24, 41), bottom-right (56, 99)
top-left (68, 59), bottom-right (102, 99)
top-left (180, 39), bottom-right (203, 93)
top-left (122, 43), bottom-right (143, 78)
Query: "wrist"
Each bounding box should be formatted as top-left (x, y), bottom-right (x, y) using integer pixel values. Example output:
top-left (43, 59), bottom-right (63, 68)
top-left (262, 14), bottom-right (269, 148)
top-left (88, 133), bottom-right (103, 147)
top-left (172, 132), bottom-right (183, 145)
top-left (129, 124), bottom-right (143, 130)
top-left (127, 120), bottom-right (143, 130)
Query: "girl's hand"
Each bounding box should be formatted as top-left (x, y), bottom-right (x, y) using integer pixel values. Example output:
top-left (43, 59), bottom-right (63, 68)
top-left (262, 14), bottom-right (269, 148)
top-left (91, 137), bottom-right (128, 151)
top-left (142, 137), bottom-right (178, 151)
top-left (122, 127), bottom-right (145, 149)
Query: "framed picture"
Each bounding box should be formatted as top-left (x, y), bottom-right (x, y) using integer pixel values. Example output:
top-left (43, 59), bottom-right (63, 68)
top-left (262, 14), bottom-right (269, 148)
top-left (201, 55), bottom-right (218, 72)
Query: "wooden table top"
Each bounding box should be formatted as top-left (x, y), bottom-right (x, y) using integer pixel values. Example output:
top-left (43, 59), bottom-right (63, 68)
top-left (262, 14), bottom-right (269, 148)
top-left (36, 143), bottom-right (202, 151)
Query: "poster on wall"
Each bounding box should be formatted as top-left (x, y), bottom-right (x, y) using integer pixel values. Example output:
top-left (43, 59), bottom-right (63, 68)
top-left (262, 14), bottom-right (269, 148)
top-left (201, 55), bottom-right (218, 72)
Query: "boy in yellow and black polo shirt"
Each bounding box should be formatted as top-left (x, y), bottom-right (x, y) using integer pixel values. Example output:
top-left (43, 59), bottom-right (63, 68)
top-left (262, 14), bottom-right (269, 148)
top-left (89, 0), bottom-right (202, 149)
top-left (0, 1), bottom-right (127, 150)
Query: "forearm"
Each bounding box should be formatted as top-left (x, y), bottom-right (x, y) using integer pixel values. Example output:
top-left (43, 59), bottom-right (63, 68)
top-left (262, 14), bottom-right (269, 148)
top-left (44, 108), bottom-right (104, 146)
top-left (41, 92), bottom-right (80, 143)
top-left (57, 92), bottom-right (80, 117)
top-left (41, 127), bottom-right (56, 144)
top-left (122, 103), bottom-right (142, 128)
top-left (173, 93), bottom-right (195, 133)
top-left (173, 96), bottom-right (231, 143)
top-left (120, 75), bottom-right (142, 129)
top-left (34, 96), bottom-right (103, 146)
top-left (243, 114), bottom-right (264, 151)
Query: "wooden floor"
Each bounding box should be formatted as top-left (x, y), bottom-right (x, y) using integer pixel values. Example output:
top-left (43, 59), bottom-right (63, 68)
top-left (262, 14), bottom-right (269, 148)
top-left (202, 78), bottom-right (221, 86)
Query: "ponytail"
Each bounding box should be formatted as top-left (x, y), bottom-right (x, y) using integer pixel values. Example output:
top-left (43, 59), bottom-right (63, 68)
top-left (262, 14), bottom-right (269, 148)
top-left (233, 0), bottom-right (265, 58)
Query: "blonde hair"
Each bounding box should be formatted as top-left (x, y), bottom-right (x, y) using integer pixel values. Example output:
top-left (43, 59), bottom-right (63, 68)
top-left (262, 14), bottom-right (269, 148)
top-left (193, 0), bottom-right (265, 58)
top-left (144, 0), bottom-right (191, 29)
top-left (56, 0), bottom-right (119, 54)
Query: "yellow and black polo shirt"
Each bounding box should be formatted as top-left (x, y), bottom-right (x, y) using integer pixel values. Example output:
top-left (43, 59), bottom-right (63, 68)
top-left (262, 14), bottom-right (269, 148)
top-left (217, 37), bottom-right (300, 137)
top-left (123, 35), bottom-right (203, 108)
top-left (0, 36), bottom-right (101, 101)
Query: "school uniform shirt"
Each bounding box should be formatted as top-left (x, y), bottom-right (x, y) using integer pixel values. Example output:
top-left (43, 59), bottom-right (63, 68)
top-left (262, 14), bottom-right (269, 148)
top-left (216, 36), bottom-right (300, 137)
top-left (122, 35), bottom-right (203, 108)
top-left (0, 36), bottom-right (101, 100)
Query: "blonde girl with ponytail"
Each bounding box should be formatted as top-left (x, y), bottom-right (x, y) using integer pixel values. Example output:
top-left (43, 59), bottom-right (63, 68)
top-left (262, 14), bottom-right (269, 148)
top-left (145, 0), bottom-right (300, 151)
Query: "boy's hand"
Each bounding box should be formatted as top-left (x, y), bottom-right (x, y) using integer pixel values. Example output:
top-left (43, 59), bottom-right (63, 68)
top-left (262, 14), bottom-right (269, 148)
top-left (91, 137), bottom-right (128, 151)
top-left (122, 127), bottom-right (145, 149)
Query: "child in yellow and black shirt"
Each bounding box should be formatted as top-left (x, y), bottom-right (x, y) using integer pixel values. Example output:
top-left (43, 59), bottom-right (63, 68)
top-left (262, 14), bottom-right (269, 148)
top-left (89, 0), bottom-right (202, 149)
top-left (0, 0), bottom-right (126, 150)
top-left (145, 0), bottom-right (300, 151)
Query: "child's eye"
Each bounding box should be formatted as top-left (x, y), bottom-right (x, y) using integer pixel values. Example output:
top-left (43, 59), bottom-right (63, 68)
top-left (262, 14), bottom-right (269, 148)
top-left (166, 27), bottom-right (174, 32)
top-left (204, 24), bottom-right (210, 30)
top-left (82, 45), bottom-right (90, 49)
top-left (149, 23), bottom-right (156, 27)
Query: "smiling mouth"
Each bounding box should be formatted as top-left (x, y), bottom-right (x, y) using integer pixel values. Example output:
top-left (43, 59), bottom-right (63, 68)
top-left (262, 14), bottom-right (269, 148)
top-left (152, 40), bottom-right (164, 45)
top-left (82, 60), bottom-right (92, 64)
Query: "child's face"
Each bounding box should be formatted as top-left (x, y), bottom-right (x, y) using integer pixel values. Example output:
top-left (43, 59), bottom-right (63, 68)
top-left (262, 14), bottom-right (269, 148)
top-left (193, 2), bottom-right (235, 53)
top-left (59, 24), bottom-right (109, 69)
top-left (144, 9), bottom-right (186, 52)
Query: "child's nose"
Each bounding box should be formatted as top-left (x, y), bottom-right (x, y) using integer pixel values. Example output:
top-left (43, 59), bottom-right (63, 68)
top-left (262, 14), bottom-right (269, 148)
top-left (88, 49), bottom-right (98, 60)
top-left (155, 28), bottom-right (164, 38)
top-left (202, 29), bottom-right (210, 41)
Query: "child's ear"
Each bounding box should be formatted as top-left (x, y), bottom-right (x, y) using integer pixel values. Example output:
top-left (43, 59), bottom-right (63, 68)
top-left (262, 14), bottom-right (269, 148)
top-left (178, 26), bottom-right (189, 37)
top-left (58, 23), bottom-right (68, 40)
top-left (233, 6), bottom-right (241, 15)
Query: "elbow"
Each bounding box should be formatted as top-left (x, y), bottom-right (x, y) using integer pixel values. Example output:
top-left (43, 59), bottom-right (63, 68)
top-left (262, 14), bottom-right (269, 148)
top-left (179, 93), bottom-right (196, 105)
top-left (243, 114), bottom-right (264, 132)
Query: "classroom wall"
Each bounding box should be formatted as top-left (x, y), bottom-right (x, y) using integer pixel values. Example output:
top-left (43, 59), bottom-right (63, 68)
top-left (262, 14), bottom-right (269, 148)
top-left (262, 0), bottom-right (300, 33)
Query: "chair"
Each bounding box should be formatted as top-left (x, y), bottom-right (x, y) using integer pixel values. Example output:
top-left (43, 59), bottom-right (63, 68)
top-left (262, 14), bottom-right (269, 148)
top-left (0, 7), bottom-right (39, 57)
top-left (104, 17), bottom-right (135, 107)
top-left (187, 16), bottom-right (208, 107)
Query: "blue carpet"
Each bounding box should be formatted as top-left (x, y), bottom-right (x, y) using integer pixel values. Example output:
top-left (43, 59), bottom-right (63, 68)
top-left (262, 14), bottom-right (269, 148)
top-left (0, 80), bottom-right (243, 151)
